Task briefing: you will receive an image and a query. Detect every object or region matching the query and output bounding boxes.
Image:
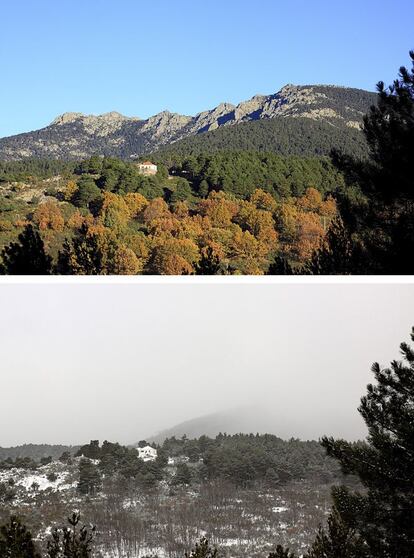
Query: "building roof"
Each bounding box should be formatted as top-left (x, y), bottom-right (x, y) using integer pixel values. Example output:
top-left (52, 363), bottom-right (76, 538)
top-left (140, 160), bottom-right (156, 166)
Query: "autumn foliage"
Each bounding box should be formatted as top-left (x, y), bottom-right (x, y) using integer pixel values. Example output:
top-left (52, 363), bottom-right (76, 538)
top-left (33, 201), bottom-right (65, 232)
top-left (45, 186), bottom-right (336, 274)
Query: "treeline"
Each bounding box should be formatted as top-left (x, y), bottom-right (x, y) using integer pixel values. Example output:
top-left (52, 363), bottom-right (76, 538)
top-left (163, 433), bottom-right (341, 485)
top-left (0, 451), bottom-right (73, 472)
top-left (0, 444), bottom-right (77, 461)
top-left (68, 151), bottom-right (343, 201)
top-left (0, 159), bottom-right (75, 182)
top-left (0, 456), bottom-right (52, 471)
top-left (153, 151), bottom-right (344, 199)
top-left (75, 440), bottom-right (168, 492)
top-left (74, 433), bottom-right (341, 491)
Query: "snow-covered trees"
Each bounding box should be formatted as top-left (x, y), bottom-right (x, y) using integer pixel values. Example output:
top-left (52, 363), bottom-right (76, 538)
top-left (320, 327), bottom-right (414, 557)
top-left (47, 512), bottom-right (95, 558)
top-left (0, 515), bottom-right (41, 558)
top-left (271, 327), bottom-right (414, 558)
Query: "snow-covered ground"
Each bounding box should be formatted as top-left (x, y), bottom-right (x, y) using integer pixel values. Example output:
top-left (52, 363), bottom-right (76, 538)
top-left (0, 462), bottom-right (77, 493)
top-left (0, 457), bottom-right (335, 558)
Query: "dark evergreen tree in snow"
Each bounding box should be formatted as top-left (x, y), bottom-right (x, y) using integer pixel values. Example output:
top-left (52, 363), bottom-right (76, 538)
top-left (59, 451), bottom-right (72, 464)
top-left (321, 327), bottom-right (414, 557)
top-left (0, 224), bottom-right (52, 275)
top-left (305, 507), bottom-right (367, 558)
top-left (185, 537), bottom-right (218, 558)
top-left (268, 545), bottom-right (296, 558)
top-left (77, 458), bottom-right (102, 495)
top-left (0, 516), bottom-right (41, 558)
top-left (75, 440), bottom-right (101, 460)
top-left (171, 462), bottom-right (192, 486)
top-left (46, 512), bottom-right (95, 558)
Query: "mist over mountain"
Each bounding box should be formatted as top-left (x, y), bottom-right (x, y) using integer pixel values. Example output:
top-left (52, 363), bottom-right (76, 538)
top-left (147, 405), bottom-right (367, 445)
top-left (0, 84), bottom-right (376, 161)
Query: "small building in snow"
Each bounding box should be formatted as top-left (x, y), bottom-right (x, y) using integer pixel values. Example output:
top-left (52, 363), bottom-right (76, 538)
top-left (136, 445), bottom-right (157, 461)
top-left (137, 161), bottom-right (158, 175)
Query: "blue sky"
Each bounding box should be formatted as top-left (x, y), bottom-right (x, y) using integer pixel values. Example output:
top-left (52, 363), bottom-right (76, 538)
top-left (1, 0), bottom-right (413, 137)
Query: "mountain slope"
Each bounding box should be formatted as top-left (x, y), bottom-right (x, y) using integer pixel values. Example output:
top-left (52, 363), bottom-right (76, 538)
top-left (147, 405), bottom-right (366, 444)
top-left (154, 116), bottom-right (369, 159)
top-left (0, 85), bottom-right (376, 161)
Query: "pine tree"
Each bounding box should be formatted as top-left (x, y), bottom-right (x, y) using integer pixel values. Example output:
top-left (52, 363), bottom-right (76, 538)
top-left (56, 225), bottom-right (118, 275)
top-left (268, 545), bottom-right (296, 558)
top-left (266, 256), bottom-right (294, 275)
top-left (305, 507), bottom-right (367, 558)
top-left (195, 246), bottom-right (222, 275)
top-left (185, 537), bottom-right (218, 558)
top-left (171, 462), bottom-right (192, 486)
top-left (321, 328), bottom-right (414, 557)
top-left (0, 224), bottom-right (52, 275)
top-left (330, 51), bottom-right (414, 273)
top-left (71, 177), bottom-right (102, 210)
top-left (264, 467), bottom-right (280, 486)
top-left (0, 515), bottom-right (41, 558)
top-left (198, 179), bottom-right (210, 197)
top-left (46, 512), bottom-right (95, 558)
top-left (77, 458), bottom-right (102, 495)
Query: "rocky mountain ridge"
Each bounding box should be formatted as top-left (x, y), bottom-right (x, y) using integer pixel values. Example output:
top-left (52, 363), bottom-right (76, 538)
top-left (0, 84), bottom-right (376, 160)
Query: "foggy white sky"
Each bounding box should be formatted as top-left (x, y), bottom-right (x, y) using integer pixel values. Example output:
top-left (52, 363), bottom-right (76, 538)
top-left (0, 282), bottom-right (413, 447)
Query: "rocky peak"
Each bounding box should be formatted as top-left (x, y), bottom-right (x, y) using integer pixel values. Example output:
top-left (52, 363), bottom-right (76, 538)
top-left (51, 112), bottom-right (85, 126)
top-left (142, 111), bottom-right (192, 141)
top-left (186, 102), bottom-right (236, 134)
top-left (234, 94), bottom-right (268, 121)
top-left (99, 111), bottom-right (139, 121)
top-left (50, 111), bottom-right (141, 137)
top-left (0, 83), bottom-right (376, 161)
top-left (51, 111), bottom-right (139, 127)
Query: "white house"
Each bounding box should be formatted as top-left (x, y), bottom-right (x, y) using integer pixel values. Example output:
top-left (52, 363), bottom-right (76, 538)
top-left (136, 445), bottom-right (157, 461)
top-left (137, 161), bottom-right (158, 175)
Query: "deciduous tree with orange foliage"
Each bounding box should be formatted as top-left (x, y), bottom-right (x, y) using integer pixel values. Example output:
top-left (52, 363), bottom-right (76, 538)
top-left (113, 245), bottom-right (142, 275)
top-left (124, 192), bottom-right (148, 218)
top-left (147, 237), bottom-right (200, 275)
top-left (198, 192), bottom-right (239, 228)
top-left (0, 155), bottom-right (340, 274)
top-left (98, 192), bottom-right (130, 234)
top-left (32, 201), bottom-right (65, 232)
top-left (294, 211), bottom-right (326, 261)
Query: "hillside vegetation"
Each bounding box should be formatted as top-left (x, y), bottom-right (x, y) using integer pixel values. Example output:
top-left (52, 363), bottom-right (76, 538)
top-left (155, 117), bottom-right (369, 159)
top-left (0, 153), bottom-right (341, 274)
top-left (0, 53), bottom-right (412, 275)
top-left (0, 327), bottom-right (412, 558)
top-left (0, 433), bottom-right (345, 557)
